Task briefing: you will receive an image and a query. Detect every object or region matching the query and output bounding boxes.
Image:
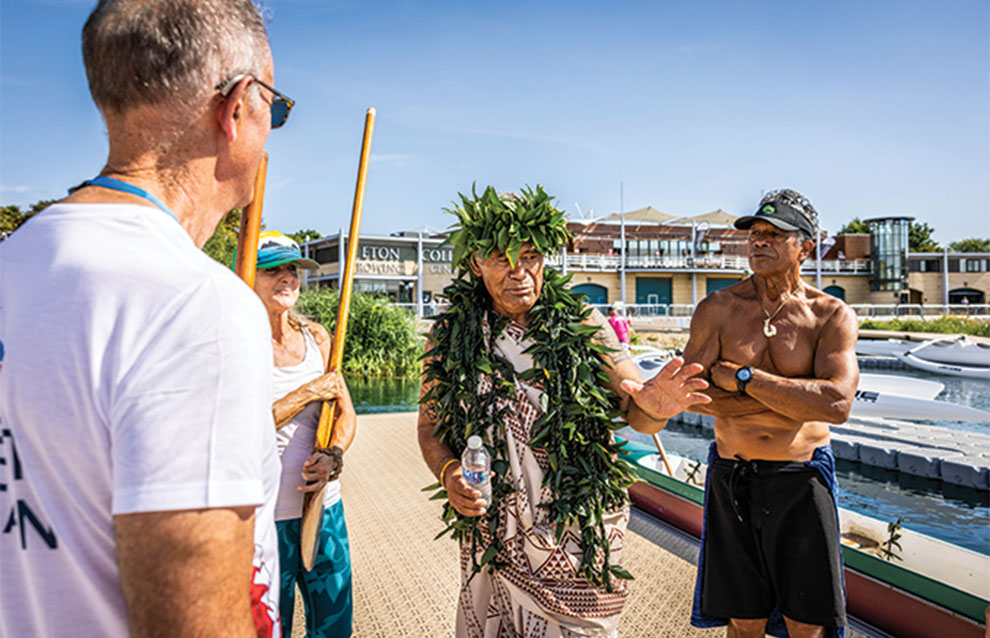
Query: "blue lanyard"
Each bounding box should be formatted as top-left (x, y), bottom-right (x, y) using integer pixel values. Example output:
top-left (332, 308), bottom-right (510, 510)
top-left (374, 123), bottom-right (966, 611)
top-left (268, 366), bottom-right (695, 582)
top-left (70, 176), bottom-right (178, 223)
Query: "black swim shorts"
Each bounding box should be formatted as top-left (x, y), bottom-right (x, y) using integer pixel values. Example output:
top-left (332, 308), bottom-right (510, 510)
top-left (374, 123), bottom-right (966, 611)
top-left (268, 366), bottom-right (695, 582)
top-left (699, 454), bottom-right (846, 628)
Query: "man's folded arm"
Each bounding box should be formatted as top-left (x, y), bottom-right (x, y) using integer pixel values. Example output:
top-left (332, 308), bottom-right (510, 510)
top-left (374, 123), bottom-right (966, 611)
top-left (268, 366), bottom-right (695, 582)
top-left (716, 302), bottom-right (859, 424)
top-left (680, 295), bottom-right (768, 419)
top-left (688, 386), bottom-right (774, 417)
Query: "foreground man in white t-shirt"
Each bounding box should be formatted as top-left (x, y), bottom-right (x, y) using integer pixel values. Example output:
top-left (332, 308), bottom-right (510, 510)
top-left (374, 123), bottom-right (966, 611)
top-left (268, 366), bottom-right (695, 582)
top-left (0, 1), bottom-right (294, 635)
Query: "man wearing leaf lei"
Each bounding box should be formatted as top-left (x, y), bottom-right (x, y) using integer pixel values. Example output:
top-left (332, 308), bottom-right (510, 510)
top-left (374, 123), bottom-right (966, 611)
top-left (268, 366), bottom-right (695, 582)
top-left (418, 185), bottom-right (711, 638)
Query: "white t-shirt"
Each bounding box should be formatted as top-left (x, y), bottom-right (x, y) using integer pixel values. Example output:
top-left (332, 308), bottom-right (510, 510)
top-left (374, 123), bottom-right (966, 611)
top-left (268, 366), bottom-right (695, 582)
top-left (0, 203), bottom-right (281, 637)
top-left (272, 325), bottom-right (341, 521)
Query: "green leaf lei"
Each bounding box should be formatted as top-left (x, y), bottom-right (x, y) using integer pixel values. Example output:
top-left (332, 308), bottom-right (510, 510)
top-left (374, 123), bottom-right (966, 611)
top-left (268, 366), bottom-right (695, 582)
top-left (420, 185), bottom-right (638, 590)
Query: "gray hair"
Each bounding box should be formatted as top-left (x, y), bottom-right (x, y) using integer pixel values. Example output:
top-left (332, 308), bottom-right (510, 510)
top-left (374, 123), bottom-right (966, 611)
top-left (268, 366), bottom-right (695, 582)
top-left (82, 0), bottom-right (269, 116)
top-left (759, 188), bottom-right (818, 242)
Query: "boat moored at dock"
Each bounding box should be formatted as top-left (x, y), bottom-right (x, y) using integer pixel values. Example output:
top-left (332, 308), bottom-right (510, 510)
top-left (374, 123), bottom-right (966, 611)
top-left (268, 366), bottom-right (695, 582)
top-left (857, 333), bottom-right (990, 379)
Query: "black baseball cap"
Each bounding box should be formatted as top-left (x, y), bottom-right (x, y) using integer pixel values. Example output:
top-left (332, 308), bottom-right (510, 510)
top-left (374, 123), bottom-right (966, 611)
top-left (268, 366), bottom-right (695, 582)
top-left (734, 199), bottom-right (816, 237)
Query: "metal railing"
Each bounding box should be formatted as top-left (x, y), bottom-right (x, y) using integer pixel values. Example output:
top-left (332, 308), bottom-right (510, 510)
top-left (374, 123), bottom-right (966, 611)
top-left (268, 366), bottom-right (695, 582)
top-left (416, 301), bottom-right (987, 320)
top-left (584, 303), bottom-right (988, 322)
top-left (801, 259), bottom-right (872, 273)
top-left (546, 253), bottom-right (871, 273)
top-left (848, 304), bottom-right (989, 318)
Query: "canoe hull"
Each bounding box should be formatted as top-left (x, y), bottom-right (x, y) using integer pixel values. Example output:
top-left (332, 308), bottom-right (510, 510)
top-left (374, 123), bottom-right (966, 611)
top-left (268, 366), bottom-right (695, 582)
top-left (895, 351), bottom-right (990, 380)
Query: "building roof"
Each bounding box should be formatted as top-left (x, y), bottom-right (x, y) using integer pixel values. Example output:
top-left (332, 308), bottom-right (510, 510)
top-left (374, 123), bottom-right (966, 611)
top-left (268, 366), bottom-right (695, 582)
top-left (390, 224), bottom-right (448, 237)
top-left (598, 206), bottom-right (678, 224)
top-left (670, 208), bottom-right (738, 226)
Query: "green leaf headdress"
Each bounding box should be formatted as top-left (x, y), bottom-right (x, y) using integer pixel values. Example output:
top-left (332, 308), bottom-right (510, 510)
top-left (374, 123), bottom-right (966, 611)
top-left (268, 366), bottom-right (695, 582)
top-left (445, 184), bottom-right (572, 273)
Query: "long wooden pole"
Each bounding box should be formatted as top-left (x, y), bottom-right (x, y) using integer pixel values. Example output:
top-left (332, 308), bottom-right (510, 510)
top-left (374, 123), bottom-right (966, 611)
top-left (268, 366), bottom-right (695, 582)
top-left (652, 432), bottom-right (675, 477)
top-left (315, 109), bottom-right (376, 450)
top-left (233, 151), bottom-right (268, 287)
top-left (301, 108), bottom-right (376, 571)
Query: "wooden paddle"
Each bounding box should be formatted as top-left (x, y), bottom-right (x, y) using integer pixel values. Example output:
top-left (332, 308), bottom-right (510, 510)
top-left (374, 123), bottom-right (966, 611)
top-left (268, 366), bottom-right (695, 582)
top-left (300, 108), bottom-right (376, 572)
top-left (233, 150), bottom-right (268, 287)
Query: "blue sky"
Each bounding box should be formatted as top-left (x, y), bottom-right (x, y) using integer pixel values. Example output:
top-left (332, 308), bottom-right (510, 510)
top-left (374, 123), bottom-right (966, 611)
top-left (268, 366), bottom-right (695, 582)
top-left (2, 0), bottom-right (988, 245)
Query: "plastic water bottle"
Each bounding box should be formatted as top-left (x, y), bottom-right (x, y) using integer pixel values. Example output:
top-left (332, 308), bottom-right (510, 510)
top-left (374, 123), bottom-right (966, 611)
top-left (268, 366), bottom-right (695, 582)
top-left (461, 436), bottom-right (491, 507)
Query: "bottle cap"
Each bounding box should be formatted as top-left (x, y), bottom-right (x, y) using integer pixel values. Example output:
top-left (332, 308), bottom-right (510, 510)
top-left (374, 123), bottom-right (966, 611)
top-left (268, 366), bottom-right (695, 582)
top-left (467, 435), bottom-right (482, 449)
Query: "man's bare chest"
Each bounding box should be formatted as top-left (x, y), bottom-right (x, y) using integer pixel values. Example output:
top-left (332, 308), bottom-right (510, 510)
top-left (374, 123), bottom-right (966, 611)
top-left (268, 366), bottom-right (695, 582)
top-left (718, 305), bottom-right (818, 377)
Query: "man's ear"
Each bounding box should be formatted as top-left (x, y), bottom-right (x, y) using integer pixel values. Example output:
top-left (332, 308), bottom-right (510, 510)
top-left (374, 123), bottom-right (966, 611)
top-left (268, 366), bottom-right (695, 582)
top-left (799, 238), bottom-right (816, 261)
top-left (467, 253), bottom-right (483, 277)
top-left (217, 77), bottom-right (253, 142)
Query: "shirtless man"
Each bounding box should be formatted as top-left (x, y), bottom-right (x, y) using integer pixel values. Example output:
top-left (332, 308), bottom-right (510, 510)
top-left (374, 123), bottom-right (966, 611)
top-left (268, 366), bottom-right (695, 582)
top-left (685, 189), bottom-right (859, 638)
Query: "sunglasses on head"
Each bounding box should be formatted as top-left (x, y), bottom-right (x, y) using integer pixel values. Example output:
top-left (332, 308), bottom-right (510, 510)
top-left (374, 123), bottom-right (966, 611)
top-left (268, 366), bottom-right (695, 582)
top-left (216, 73), bottom-right (295, 129)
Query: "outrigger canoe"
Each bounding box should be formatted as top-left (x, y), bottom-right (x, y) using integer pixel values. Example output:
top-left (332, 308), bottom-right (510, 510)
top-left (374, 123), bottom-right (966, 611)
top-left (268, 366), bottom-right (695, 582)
top-left (857, 334), bottom-right (990, 380)
top-left (894, 349), bottom-right (990, 381)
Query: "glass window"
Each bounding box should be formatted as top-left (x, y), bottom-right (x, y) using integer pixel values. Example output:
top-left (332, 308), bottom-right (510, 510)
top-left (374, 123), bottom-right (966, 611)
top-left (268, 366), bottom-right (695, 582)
top-left (964, 258), bottom-right (987, 273)
top-left (314, 246), bottom-right (336, 264)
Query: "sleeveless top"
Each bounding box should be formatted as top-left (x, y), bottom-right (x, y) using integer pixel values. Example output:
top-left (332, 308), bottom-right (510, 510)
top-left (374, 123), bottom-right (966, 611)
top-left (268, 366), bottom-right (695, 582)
top-left (272, 324), bottom-right (341, 521)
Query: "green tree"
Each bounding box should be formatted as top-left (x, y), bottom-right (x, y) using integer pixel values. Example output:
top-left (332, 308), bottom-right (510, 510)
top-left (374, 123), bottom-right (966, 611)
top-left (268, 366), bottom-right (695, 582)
top-left (296, 288), bottom-right (421, 378)
top-left (948, 238), bottom-right (990, 252)
top-left (838, 218), bottom-right (870, 234)
top-left (909, 222), bottom-right (939, 252)
top-left (289, 229), bottom-right (322, 243)
top-left (202, 209), bottom-right (242, 267)
top-left (1, 199), bottom-right (56, 240)
top-left (29, 199), bottom-right (57, 215)
top-left (1, 205), bottom-right (27, 237)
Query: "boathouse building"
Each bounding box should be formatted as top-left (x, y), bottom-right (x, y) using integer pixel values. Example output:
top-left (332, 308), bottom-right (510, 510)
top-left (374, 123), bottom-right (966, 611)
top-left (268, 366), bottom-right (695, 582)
top-left (300, 209), bottom-right (989, 317)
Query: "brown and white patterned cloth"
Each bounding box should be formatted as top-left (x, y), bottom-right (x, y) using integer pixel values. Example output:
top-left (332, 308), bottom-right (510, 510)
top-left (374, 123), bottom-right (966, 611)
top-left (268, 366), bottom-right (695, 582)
top-left (456, 318), bottom-right (630, 638)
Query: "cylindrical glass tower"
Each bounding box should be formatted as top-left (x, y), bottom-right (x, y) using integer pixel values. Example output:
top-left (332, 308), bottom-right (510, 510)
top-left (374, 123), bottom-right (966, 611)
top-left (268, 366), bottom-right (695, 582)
top-left (865, 216), bottom-right (913, 292)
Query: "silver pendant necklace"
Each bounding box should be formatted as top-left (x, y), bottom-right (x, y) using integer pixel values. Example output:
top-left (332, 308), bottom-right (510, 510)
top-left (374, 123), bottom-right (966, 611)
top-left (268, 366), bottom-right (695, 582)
top-left (753, 277), bottom-right (800, 338)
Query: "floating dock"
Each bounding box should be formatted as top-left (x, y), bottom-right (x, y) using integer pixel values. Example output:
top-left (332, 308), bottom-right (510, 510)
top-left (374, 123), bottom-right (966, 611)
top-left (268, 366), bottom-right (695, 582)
top-left (674, 411), bottom-right (990, 490)
top-left (858, 356), bottom-right (914, 372)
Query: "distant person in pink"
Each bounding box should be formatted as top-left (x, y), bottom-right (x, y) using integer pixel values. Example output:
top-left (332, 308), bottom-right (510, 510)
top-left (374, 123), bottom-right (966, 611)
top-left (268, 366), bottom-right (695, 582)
top-left (608, 304), bottom-right (631, 346)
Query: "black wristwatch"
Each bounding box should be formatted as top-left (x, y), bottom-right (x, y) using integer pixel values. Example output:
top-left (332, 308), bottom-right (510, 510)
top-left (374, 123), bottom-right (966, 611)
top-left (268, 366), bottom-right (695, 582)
top-left (735, 366), bottom-right (754, 396)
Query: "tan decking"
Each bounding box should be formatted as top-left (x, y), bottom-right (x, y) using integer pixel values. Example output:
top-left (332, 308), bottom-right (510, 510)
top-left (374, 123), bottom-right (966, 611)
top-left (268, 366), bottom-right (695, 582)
top-left (292, 412), bottom-right (723, 637)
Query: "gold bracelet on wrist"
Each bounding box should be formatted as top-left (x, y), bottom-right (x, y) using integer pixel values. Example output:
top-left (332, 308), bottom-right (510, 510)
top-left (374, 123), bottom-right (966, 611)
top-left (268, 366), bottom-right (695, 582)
top-left (439, 458), bottom-right (458, 486)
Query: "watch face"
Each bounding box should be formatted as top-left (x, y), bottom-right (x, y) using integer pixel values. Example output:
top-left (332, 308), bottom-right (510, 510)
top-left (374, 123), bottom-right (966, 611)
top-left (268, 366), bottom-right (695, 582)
top-left (737, 367), bottom-right (753, 382)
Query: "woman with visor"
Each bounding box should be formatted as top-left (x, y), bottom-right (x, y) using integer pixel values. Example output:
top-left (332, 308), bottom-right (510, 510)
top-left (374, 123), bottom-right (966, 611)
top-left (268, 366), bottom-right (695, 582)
top-left (250, 230), bottom-right (356, 637)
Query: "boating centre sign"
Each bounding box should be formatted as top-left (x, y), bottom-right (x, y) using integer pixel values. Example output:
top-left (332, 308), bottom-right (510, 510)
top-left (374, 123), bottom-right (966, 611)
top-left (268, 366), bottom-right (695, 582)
top-left (354, 243), bottom-right (452, 275)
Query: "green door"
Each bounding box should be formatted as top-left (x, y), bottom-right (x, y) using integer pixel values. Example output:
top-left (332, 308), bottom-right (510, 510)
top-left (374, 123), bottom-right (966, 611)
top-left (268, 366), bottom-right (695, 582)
top-left (706, 277), bottom-right (740, 296)
top-left (823, 285), bottom-right (845, 301)
top-left (572, 283), bottom-right (608, 305)
top-left (635, 277), bottom-right (672, 307)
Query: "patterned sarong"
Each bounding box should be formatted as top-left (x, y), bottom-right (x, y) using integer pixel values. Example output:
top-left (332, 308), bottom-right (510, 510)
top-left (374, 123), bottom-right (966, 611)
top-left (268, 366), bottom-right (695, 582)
top-left (455, 319), bottom-right (629, 638)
